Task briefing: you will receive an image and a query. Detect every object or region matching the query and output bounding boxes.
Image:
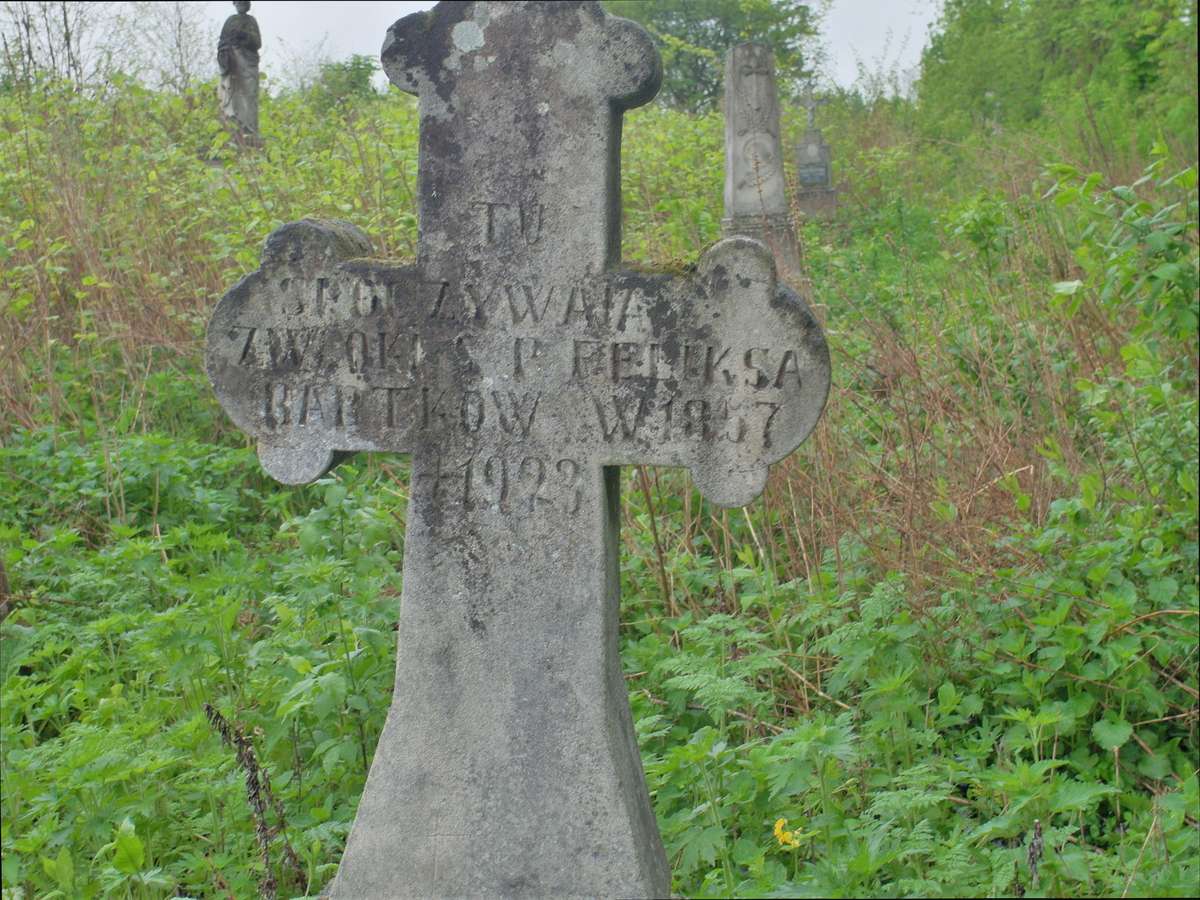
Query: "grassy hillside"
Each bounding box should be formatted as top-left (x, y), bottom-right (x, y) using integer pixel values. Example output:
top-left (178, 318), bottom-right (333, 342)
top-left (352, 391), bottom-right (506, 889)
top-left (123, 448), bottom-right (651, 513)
top-left (2, 7), bottom-right (1197, 896)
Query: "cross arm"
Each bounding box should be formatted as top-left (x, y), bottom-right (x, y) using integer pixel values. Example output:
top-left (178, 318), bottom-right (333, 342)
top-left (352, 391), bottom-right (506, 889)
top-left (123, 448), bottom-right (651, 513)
top-left (205, 219), bottom-right (435, 483)
top-left (205, 223), bottom-right (831, 506)
top-left (587, 238), bottom-right (830, 507)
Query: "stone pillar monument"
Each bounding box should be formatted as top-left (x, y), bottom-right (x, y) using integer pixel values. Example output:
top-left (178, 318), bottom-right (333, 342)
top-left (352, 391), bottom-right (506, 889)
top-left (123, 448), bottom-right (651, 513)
top-left (795, 88), bottom-right (837, 219)
top-left (217, 0), bottom-right (261, 143)
top-left (722, 42), bottom-right (800, 276)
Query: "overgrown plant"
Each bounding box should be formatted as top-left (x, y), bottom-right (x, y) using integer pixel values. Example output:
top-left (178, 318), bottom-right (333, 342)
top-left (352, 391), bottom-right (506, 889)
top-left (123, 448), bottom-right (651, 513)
top-left (2, 5), bottom-right (1197, 896)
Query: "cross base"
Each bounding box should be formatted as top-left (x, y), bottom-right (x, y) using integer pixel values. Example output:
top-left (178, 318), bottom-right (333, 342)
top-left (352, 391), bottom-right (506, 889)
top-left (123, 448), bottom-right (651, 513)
top-left (330, 465), bottom-right (669, 898)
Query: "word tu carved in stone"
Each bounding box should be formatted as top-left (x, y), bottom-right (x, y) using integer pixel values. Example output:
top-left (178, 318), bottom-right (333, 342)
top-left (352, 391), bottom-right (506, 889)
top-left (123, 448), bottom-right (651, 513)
top-left (206, 3), bottom-right (830, 898)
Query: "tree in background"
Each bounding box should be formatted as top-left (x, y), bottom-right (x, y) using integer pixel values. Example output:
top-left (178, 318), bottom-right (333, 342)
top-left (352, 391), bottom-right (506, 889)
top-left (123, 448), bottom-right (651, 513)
top-left (1, 0), bottom-right (214, 93)
top-left (309, 53), bottom-right (379, 112)
top-left (1, 1), bottom-right (105, 88)
top-left (117, 2), bottom-right (213, 94)
top-left (918, 0), bottom-right (1198, 148)
top-left (604, 0), bottom-right (821, 114)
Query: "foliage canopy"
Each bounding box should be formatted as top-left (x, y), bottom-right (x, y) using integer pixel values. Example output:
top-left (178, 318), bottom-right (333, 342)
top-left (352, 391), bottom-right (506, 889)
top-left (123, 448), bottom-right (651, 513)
top-left (603, 0), bottom-right (818, 113)
top-left (919, 0), bottom-right (1199, 140)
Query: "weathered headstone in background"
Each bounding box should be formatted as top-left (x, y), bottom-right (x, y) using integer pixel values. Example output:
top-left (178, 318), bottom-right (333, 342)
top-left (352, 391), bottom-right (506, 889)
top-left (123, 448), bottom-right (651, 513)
top-left (795, 88), bottom-right (837, 219)
top-left (206, 2), bottom-right (830, 897)
top-left (217, 0), bottom-right (260, 143)
top-left (722, 42), bottom-right (801, 276)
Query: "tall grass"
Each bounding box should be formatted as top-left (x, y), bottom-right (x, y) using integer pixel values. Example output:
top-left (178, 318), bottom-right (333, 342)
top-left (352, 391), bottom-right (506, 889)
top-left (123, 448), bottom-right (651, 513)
top-left (2, 70), bottom-right (1197, 897)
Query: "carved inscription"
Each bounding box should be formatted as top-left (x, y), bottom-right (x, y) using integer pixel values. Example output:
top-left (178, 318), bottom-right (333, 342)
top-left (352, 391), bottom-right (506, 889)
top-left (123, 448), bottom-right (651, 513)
top-left (471, 200), bottom-right (544, 245)
top-left (798, 163), bottom-right (829, 187)
top-left (220, 270), bottom-right (810, 455)
top-left (208, 223), bottom-right (830, 508)
top-left (417, 452), bottom-right (584, 515)
top-left (263, 382), bottom-right (358, 429)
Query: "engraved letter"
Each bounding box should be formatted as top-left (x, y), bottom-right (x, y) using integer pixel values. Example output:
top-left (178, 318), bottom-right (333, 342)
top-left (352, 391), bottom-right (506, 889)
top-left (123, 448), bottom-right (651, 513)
top-left (705, 345), bottom-right (733, 385)
top-left (744, 348), bottom-right (771, 389)
top-left (461, 391), bottom-right (484, 433)
top-left (235, 326), bottom-right (258, 365)
top-left (611, 342), bottom-right (640, 382)
top-left (345, 331), bottom-right (369, 373)
top-left (572, 340), bottom-right (604, 378)
top-left (774, 349), bottom-right (802, 388)
top-left (492, 391), bottom-right (540, 437)
top-left (264, 382), bottom-right (290, 429)
top-left (593, 396), bottom-right (648, 441)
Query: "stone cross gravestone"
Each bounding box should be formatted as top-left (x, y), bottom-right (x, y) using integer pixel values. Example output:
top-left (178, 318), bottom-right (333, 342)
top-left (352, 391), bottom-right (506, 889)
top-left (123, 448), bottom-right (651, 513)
top-left (800, 87), bottom-right (829, 133)
top-left (722, 42), bottom-right (801, 276)
top-left (795, 87), bottom-right (837, 219)
top-left (205, 3), bottom-right (830, 897)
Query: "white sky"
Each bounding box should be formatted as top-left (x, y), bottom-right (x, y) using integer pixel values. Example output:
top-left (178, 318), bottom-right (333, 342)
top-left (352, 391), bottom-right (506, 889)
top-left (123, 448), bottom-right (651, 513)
top-left (200, 1), bottom-right (941, 91)
top-left (821, 0), bottom-right (941, 89)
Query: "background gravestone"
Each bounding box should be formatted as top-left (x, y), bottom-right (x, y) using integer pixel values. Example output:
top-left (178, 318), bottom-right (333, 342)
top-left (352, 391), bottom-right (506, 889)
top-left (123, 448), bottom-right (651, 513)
top-left (217, 0), bottom-right (260, 143)
top-left (795, 89), bottom-right (837, 219)
top-left (205, 2), bottom-right (830, 897)
top-left (722, 41), bottom-right (801, 276)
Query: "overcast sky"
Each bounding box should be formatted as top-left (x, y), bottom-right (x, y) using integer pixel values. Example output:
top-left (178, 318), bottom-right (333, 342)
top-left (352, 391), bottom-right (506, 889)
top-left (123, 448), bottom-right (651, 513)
top-left (200, 1), bottom-right (942, 91)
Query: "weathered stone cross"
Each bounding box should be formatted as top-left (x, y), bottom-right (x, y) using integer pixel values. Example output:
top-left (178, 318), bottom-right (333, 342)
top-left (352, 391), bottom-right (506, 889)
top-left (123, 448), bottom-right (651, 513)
top-left (800, 84), bottom-right (830, 131)
top-left (205, 3), bottom-right (830, 897)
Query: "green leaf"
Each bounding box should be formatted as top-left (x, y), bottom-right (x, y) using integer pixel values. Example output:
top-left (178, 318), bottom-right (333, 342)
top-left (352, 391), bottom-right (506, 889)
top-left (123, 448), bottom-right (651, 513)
top-left (1052, 779), bottom-right (1119, 811)
top-left (930, 499), bottom-right (958, 523)
top-left (1053, 279), bottom-right (1083, 295)
top-left (40, 847), bottom-right (74, 891)
top-left (1053, 845), bottom-right (1092, 882)
top-left (1079, 472), bottom-right (1103, 510)
top-left (937, 681), bottom-right (960, 714)
top-left (677, 823), bottom-right (725, 874)
top-left (1146, 577), bottom-right (1179, 605)
top-left (298, 522), bottom-right (325, 555)
top-left (732, 836), bottom-right (764, 866)
top-left (1092, 717), bottom-right (1132, 751)
top-left (112, 818), bottom-right (145, 874)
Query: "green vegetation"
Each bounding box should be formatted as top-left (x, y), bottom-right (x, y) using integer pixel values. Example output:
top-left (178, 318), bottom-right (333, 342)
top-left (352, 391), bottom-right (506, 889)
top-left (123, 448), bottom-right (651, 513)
top-left (605, 0), bottom-right (817, 112)
top-left (2, 1), bottom-right (1197, 897)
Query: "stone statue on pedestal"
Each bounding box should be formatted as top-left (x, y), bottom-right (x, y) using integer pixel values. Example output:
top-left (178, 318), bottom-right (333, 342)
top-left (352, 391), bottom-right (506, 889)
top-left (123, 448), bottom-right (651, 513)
top-left (217, 0), bottom-right (261, 143)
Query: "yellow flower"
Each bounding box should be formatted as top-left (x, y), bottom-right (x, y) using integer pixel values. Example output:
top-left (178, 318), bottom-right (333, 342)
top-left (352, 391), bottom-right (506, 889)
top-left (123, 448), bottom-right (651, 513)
top-left (773, 817), bottom-right (800, 848)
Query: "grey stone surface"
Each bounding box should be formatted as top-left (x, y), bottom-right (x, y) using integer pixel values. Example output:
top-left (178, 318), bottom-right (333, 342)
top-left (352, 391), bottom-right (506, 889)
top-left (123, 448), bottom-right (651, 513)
top-left (795, 89), bottom-right (837, 219)
top-left (217, 0), bottom-right (260, 142)
top-left (205, 2), bottom-right (830, 897)
top-left (796, 133), bottom-right (832, 189)
top-left (799, 87), bottom-right (830, 134)
top-left (721, 42), bottom-right (800, 275)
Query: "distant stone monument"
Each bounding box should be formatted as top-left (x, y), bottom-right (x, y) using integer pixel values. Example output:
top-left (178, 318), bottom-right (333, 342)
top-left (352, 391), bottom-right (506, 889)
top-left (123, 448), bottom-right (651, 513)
top-left (217, 0), bottom-right (260, 143)
top-left (722, 42), bottom-right (801, 275)
top-left (795, 87), bottom-right (837, 218)
top-left (205, 3), bottom-right (830, 897)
